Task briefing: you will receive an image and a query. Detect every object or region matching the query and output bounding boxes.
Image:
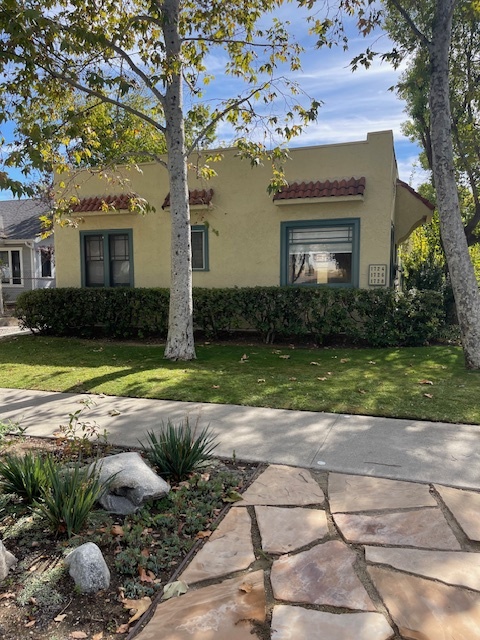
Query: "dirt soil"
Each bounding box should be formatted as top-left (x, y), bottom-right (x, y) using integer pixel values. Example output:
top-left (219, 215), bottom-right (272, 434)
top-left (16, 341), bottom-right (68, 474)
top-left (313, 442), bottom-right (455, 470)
top-left (0, 435), bottom-right (259, 640)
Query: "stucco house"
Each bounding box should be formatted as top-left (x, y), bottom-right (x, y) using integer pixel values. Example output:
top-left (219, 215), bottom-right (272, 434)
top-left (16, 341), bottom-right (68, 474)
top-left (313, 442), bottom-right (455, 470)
top-left (0, 199), bottom-right (55, 304)
top-left (54, 130), bottom-right (433, 291)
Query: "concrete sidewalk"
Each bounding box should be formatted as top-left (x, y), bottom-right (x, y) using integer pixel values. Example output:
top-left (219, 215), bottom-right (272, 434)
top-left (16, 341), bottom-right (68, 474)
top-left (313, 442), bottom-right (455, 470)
top-left (1, 387), bottom-right (479, 489)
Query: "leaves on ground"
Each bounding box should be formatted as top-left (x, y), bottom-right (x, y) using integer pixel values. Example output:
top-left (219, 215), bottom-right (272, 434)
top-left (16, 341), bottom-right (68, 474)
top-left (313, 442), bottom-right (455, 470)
top-left (424, 393), bottom-right (434, 399)
top-left (223, 489), bottom-right (243, 503)
top-left (54, 614), bottom-right (67, 622)
top-left (419, 379), bottom-right (434, 385)
top-left (122, 596), bottom-right (152, 623)
top-left (239, 581), bottom-right (253, 593)
top-left (162, 581), bottom-right (188, 601)
top-left (69, 632), bottom-right (88, 639)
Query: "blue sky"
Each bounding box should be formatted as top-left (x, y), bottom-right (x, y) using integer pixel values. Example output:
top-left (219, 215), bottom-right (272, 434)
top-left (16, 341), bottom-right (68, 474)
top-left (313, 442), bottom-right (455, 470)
top-left (0, 5), bottom-right (429, 201)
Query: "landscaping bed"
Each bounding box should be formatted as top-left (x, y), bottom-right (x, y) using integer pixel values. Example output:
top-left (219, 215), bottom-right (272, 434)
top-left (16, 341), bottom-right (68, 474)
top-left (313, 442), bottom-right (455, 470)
top-left (0, 433), bottom-right (259, 640)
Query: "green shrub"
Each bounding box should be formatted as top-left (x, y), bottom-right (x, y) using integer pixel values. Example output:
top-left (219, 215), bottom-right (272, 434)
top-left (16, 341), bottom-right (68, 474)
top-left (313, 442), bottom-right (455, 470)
top-left (35, 459), bottom-right (105, 538)
top-left (16, 286), bottom-right (447, 346)
top-left (0, 453), bottom-right (50, 504)
top-left (141, 419), bottom-right (218, 482)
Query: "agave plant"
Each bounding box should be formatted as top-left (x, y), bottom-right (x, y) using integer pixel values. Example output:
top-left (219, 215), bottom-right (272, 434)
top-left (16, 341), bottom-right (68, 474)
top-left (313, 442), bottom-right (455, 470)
top-left (141, 419), bottom-right (218, 482)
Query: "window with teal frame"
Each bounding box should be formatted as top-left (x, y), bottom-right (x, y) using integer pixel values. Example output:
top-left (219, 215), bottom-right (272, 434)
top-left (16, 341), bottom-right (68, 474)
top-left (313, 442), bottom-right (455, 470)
top-left (280, 219), bottom-right (360, 287)
top-left (191, 225), bottom-right (209, 271)
top-left (80, 230), bottom-right (134, 287)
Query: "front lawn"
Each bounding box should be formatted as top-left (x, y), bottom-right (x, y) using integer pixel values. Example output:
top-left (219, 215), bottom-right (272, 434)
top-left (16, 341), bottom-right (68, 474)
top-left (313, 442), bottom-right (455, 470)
top-left (0, 335), bottom-right (478, 424)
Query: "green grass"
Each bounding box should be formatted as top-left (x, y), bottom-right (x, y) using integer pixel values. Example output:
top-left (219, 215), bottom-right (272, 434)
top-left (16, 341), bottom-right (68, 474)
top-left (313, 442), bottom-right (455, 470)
top-left (0, 335), bottom-right (479, 424)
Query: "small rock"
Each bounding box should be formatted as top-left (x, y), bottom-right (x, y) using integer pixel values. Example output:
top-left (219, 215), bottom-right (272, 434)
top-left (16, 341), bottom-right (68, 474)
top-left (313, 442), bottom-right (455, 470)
top-left (65, 543), bottom-right (110, 593)
top-left (90, 452), bottom-right (170, 515)
top-left (0, 540), bottom-right (17, 581)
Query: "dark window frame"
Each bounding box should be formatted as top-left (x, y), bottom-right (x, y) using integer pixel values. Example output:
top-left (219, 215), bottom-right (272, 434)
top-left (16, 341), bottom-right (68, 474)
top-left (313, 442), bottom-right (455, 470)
top-left (191, 225), bottom-right (209, 271)
top-left (80, 230), bottom-right (134, 287)
top-left (280, 218), bottom-right (360, 288)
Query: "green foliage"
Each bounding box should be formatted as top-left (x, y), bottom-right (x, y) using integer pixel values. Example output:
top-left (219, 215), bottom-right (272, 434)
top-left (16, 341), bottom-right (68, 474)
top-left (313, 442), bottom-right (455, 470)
top-left (142, 420), bottom-right (218, 482)
top-left (35, 460), bottom-right (105, 538)
top-left (0, 453), bottom-right (50, 504)
top-left (17, 286), bottom-right (446, 347)
top-left (58, 398), bottom-right (109, 459)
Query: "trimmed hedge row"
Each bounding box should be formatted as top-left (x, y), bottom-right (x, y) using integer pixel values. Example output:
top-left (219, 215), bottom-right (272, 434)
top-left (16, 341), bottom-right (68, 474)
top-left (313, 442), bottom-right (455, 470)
top-left (16, 286), bottom-right (446, 346)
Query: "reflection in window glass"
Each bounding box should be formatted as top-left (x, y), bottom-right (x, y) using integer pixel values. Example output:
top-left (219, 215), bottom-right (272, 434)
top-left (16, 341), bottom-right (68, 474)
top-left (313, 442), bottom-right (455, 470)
top-left (288, 226), bottom-right (353, 285)
top-left (191, 229), bottom-right (205, 270)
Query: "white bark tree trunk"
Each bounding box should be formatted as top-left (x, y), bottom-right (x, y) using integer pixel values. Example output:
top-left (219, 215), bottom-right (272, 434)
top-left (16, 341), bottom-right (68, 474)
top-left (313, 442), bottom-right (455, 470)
top-left (429, 0), bottom-right (480, 368)
top-left (162, 0), bottom-right (196, 361)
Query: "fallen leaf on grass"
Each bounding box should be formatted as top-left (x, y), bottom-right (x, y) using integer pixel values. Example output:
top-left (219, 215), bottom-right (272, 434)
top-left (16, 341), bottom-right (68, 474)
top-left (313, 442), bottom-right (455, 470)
top-left (309, 361), bottom-right (320, 366)
top-left (25, 620), bottom-right (36, 628)
top-left (54, 614), bottom-right (67, 622)
top-left (122, 596), bottom-right (152, 623)
top-left (140, 548), bottom-right (150, 558)
top-left (0, 593), bottom-right (15, 600)
top-left (239, 581), bottom-right (253, 593)
top-left (288, 377), bottom-right (297, 381)
top-left (240, 354), bottom-right (249, 362)
top-left (212, 385), bottom-right (220, 389)
top-left (368, 360), bottom-right (377, 365)
top-left (279, 355), bottom-right (290, 359)
top-left (272, 349), bottom-right (281, 354)
top-left (257, 378), bottom-right (266, 383)
top-left (317, 377), bottom-right (328, 381)
top-left (340, 358), bottom-right (350, 363)
top-left (69, 633), bottom-right (88, 639)
top-left (358, 389), bottom-right (367, 394)
top-left (423, 393), bottom-right (434, 399)
top-left (162, 582), bottom-right (188, 601)
top-left (419, 380), bottom-right (434, 385)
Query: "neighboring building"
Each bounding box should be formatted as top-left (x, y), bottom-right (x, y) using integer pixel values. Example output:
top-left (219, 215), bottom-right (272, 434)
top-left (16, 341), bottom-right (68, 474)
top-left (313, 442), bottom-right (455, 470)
top-left (0, 199), bottom-right (55, 303)
top-left (54, 131), bottom-right (433, 291)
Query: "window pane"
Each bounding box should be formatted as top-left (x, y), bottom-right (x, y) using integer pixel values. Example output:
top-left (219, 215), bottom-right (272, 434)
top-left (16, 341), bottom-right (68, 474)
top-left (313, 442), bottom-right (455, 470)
top-left (288, 225), bottom-right (353, 285)
top-left (85, 235), bottom-right (104, 286)
top-left (11, 251), bottom-right (21, 284)
top-left (191, 230), bottom-right (204, 270)
top-left (0, 251), bottom-right (8, 284)
top-left (41, 251), bottom-right (52, 278)
top-left (109, 234), bottom-right (130, 286)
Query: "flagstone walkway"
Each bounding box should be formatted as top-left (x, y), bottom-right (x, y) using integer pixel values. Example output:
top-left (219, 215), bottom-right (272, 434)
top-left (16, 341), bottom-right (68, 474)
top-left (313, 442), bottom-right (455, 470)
top-left (134, 464), bottom-right (480, 640)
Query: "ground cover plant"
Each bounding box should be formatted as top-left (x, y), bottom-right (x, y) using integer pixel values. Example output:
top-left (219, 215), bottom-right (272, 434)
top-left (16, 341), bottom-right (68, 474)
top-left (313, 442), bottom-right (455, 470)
top-left (0, 429), bottom-right (257, 640)
top-left (0, 335), bottom-right (479, 424)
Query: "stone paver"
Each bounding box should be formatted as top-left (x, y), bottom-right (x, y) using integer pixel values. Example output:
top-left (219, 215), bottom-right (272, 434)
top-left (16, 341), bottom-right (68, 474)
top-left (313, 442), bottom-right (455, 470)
top-left (238, 464), bottom-right (324, 506)
top-left (255, 506), bottom-right (329, 554)
top-left (135, 570), bottom-right (266, 640)
top-left (334, 508), bottom-right (461, 549)
top-left (436, 484), bottom-right (480, 541)
top-left (369, 565), bottom-right (480, 640)
top-left (180, 508), bottom-right (254, 585)
top-left (271, 606), bottom-right (394, 640)
top-left (329, 473), bottom-right (437, 513)
top-left (126, 467), bottom-right (479, 640)
top-left (271, 540), bottom-right (376, 611)
top-left (366, 547), bottom-right (480, 591)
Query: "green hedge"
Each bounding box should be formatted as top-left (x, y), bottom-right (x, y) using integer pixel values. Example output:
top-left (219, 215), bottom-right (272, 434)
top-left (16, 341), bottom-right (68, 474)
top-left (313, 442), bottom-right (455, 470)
top-left (16, 286), bottom-right (446, 346)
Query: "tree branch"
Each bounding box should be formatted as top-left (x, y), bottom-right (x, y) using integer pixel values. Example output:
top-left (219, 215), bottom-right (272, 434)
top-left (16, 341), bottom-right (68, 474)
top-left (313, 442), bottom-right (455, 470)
top-left (388, 0), bottom-right (431, 48)
top-left (186, 81), bottom-right (270, 155)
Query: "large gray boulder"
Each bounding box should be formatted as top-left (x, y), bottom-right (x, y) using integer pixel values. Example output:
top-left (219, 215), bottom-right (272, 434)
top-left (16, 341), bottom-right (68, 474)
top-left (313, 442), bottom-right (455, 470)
top-left (0, 540), bottom-right (17, 581)
top-left (92, 451), bottom-right (170, 515)
top-left (65, 542), bottom-right (110, 593)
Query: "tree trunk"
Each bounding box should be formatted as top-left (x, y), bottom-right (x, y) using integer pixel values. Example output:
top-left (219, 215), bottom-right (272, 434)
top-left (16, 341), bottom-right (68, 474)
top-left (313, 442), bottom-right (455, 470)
top-left (162, 0), bottom-right (196, 361)
top-left (429, 0), bottom-right (480, 369)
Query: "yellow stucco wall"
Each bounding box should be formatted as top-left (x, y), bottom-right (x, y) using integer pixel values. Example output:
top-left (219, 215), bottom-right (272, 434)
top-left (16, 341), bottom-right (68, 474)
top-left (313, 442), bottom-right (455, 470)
top-left (55, 130), bottom-right (408, 290)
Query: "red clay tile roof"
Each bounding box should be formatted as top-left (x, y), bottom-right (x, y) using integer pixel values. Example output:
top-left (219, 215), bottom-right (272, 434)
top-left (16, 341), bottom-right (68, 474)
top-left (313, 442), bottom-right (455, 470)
top-left (273, 177), bottom-right (366, 201)
top-left (71, 194), bottom-right (133, 213)
top-left (397, 180), bottom-right (435, 211)
top-left (162, 189), bottom-right (214, 209)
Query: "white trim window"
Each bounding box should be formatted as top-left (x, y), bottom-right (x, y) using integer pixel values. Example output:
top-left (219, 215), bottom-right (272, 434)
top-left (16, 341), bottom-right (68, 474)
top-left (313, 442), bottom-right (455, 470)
top-left (0, 248), bottom-right (23, 286)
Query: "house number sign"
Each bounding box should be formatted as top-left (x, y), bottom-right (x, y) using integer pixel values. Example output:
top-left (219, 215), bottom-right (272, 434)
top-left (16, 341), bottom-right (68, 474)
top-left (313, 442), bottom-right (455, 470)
top-left (368, 264), bottom-right (387, 286)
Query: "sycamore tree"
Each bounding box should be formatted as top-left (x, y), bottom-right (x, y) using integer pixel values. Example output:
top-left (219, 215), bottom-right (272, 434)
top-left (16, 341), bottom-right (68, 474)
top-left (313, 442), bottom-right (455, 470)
top-left (346, 0), bottom-right (480, 369)
top-left (0, 0), bottom-right (319, 360)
